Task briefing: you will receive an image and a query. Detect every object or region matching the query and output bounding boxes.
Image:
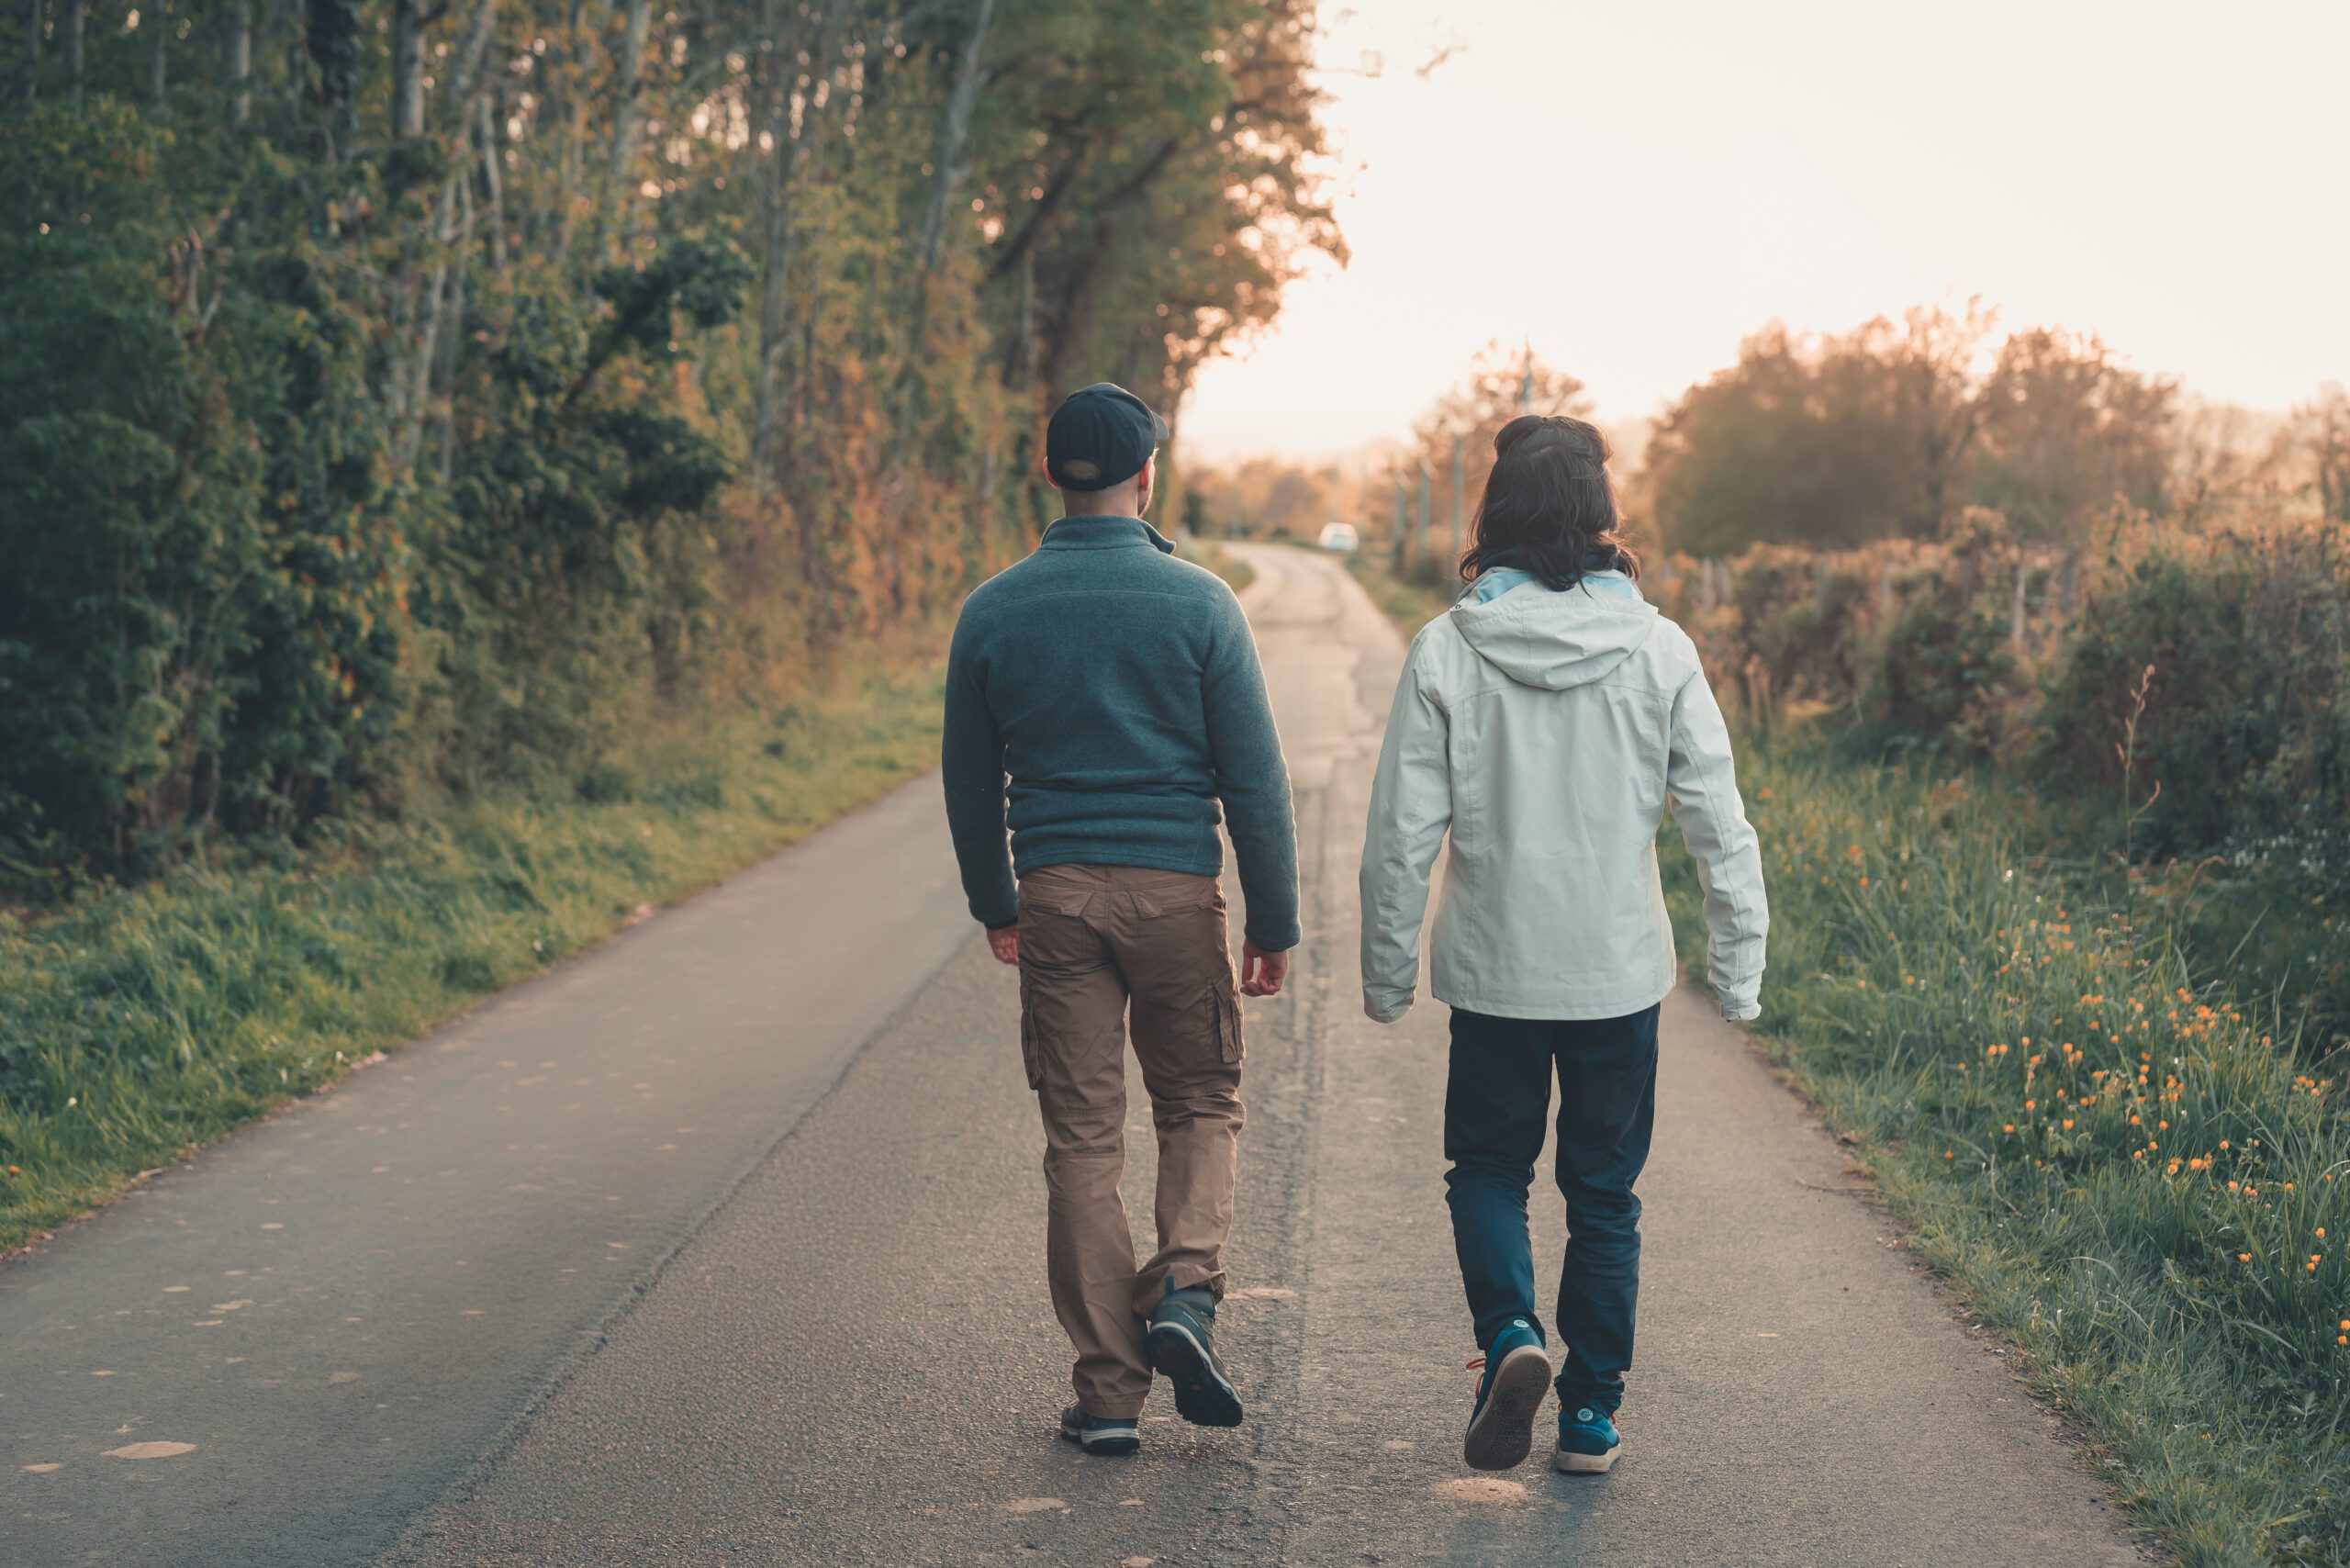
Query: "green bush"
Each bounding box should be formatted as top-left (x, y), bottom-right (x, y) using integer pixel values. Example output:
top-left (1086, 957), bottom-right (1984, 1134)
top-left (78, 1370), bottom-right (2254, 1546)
top-left (1859, 517), bottom-right (2030, 757)
top-left (2039, 524), bottom-right (2350, 857)
top-left (1721, 544), bottom-right (1882, 710)
top-left (0, 106), bottom-right (403, 875)
top-left (0, 106), bottom-right (752, 877)
top-left (1660, 516), bottom-right (2349, 866)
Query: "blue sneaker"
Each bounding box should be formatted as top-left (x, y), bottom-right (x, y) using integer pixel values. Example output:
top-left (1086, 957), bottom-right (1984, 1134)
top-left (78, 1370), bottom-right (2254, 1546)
top-left (1146, 1285), bottom-right (1243, 1428)
top-left (1059, 1406), bottom-right (1140, 1456)
top-left (1555, 1402), bottom-right (1621, 1473)
top-left (1462, 1318), bottom-right (1552, 1471)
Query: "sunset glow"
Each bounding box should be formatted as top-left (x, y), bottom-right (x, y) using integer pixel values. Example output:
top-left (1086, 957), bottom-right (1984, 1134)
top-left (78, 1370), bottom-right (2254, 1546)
top-left (1181, 0), bottom-right (2350, 462)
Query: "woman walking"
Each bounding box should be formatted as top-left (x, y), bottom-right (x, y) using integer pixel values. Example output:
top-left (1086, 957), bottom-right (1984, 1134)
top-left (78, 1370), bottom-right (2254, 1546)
top-left (1358, 415), bottom-right (1768, 1474)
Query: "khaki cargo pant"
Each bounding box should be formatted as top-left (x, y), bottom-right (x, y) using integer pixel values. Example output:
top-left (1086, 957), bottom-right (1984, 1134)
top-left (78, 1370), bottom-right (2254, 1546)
top-left (1017, 864), bottom-right (1246, 1418)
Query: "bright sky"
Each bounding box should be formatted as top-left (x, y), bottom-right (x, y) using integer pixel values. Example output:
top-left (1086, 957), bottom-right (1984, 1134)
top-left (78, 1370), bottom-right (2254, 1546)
top-left (1180, 0), bottom-right (2350, 465)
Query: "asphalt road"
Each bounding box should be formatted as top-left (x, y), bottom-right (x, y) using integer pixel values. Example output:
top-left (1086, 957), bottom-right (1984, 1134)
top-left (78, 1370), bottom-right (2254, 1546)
top-left (5, 544), bottom-right (2150, 1566)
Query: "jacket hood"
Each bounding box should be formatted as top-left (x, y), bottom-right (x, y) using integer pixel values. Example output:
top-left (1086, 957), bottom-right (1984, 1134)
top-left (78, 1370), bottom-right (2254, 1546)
top-left (1447, 579), bottom-right (1659, 690)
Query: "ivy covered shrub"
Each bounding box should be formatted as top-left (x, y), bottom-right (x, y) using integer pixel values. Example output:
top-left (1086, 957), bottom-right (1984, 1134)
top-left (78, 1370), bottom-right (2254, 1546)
top-left (0, 105), bottom-right (406, 875)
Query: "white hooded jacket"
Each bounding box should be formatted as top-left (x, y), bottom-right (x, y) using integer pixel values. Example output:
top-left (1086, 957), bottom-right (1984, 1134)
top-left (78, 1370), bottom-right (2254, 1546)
top-left (1358, 574), bottom-right (1767, 1025)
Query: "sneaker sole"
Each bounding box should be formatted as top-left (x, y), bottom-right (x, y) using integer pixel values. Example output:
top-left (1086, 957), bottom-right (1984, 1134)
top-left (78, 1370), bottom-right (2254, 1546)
top-left (1144, 1320), bottom-right (1244, 1428)
top-left (1554, 1443), bottom-right (1619, 1473)
top-left (1461, 1343), bottom-right (1552, 1471)
top-left (1058, 1423), bottom-right (1140, 1457)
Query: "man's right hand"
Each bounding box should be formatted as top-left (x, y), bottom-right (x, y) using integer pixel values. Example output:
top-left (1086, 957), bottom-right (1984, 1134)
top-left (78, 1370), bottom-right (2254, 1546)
top-left (1239, 940), bottom-right (1290, 997)
top-left (988, 924), bottom-right (1019, 966)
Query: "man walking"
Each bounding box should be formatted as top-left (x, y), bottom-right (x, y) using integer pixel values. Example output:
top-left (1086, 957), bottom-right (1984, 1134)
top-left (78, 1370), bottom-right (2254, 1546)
top-left (943, 382), bottom-right (1298, 1457)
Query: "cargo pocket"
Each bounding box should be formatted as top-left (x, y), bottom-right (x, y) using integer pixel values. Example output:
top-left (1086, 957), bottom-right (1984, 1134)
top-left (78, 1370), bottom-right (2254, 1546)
top-left (1018, 981), bottom-right (1046, 1091)
top-left (1214, 983), bottom-right (1244, 1068)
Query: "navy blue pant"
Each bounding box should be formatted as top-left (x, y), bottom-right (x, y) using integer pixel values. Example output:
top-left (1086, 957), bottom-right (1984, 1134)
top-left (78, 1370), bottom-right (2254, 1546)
top-left (1444, 1004), bottom-right (1659, 1412)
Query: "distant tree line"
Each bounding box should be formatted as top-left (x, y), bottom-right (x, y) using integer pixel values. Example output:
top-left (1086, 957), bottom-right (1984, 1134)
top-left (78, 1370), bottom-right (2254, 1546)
top-left (0, 0), bottom-right (1341, 880)
top-left (1644, 302), bottom-right (2350, 554)
top-left (1194, 311), bottom-right (2346, 569)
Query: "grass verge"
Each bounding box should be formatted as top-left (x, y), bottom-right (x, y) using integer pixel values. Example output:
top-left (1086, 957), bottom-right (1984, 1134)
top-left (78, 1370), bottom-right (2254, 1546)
top-left (1179, 534), bottom-right (1257, 595)
top-left (1660, 744), bottom-right (2350, 1565)
top-left (0, 653), bottom-right (946, 1254)
top-left (1347, 551), bottom-right (1455, 633)
top-left (1346, 560), bottom-right (2350, 1561)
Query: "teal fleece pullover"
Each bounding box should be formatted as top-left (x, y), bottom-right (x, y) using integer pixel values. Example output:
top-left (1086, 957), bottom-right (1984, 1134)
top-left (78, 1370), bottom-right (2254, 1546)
top-left (941, 516), bottom-right (1300, 951)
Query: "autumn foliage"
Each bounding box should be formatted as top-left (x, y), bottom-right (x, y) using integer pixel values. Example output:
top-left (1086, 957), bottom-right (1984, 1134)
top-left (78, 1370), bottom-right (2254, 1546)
top-left (0, 0), bottom-right (1340, 882)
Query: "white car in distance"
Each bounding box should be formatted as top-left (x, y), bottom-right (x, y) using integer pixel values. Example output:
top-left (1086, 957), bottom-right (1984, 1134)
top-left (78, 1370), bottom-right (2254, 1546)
top-left (1317, 522), bottom-right (1360, 554)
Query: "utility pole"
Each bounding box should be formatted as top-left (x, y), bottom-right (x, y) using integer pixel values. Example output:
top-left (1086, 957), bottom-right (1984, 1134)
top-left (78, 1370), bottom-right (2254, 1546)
top-left (1392, 477), bottom-right (1406, 569)
top-left (1417, 465), bottom-right (1431, 570)
top-left (1520, 335), bottom-right (1534, 413)
top-left (1450, 432), bottom-right (1464, 561)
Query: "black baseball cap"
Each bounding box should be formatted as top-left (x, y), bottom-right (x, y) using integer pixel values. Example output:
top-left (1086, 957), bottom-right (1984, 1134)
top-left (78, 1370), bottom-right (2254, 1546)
top-left (1045, 382), bottom-right (1169, 491)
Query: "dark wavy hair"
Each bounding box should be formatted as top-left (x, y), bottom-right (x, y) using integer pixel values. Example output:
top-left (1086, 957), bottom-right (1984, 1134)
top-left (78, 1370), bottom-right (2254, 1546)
top-left (1457, 414), bottom-right (1640, 591)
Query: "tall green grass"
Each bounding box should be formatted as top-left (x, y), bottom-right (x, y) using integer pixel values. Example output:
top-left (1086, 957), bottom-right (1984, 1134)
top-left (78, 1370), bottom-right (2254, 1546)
top-left (1661, 745), bottom-right (2350, 1565)
top-left (0, 660), bottom-right (946, 1253)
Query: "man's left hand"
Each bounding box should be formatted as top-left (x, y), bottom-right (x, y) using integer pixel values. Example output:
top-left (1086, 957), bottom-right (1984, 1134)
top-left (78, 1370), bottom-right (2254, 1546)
top-left (1239, 941), bottom-right (1290, 997)
top-left (988, 924), bottom-right (1019, 966)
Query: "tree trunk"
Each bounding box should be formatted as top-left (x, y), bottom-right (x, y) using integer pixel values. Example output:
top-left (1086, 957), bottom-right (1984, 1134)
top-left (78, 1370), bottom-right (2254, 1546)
top-left (915, 0), bottom-right (996, 272)
top-left (603, 0), bottom-right (652, 255)
top-left (748, 0), bottom-right (794, 496)
top-left (785, 45), bottom-right (845, 435)
top-left (148, 0), bottom-right (165, 107)
top-left (22, 0), bottom-right (39, 105)
top-left (446, 0), bottom-right (501, 110)
top-left (391, 0), bottom-right (427, 140)
top-left (1019, 249), bottom-right (1037, 386)
top-left (551, 0), bottom-right (599, 258)
top-left (229, 0), bottom-right (249, 123)
top-left (985, 139), bottom-right (1091, 286)
top-left (63, 0), bottom-right (84, 103)
top-left (890, 0), bottom-right (997, 436)
top-left (275, 0), bottom-right (302, 122)
top-left (397, 7), bottom-right (504, 470)
top-left (1032, 130), bottom-right (1182, 393)
top-left (432, 173), bottom-right (473, 484)
top-left (397, 164), bottom-right (466, 473)
top-left (478, 92), bottom-right (507, 271)
top-left (308, 0), bottom-right (359, 163)
top-left (1001, 244), bottom-right (1034, 388)
top-left (753, 0), bottom-right (849, 487)
top-left (1040, 214), bottom-right (1115, 395)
